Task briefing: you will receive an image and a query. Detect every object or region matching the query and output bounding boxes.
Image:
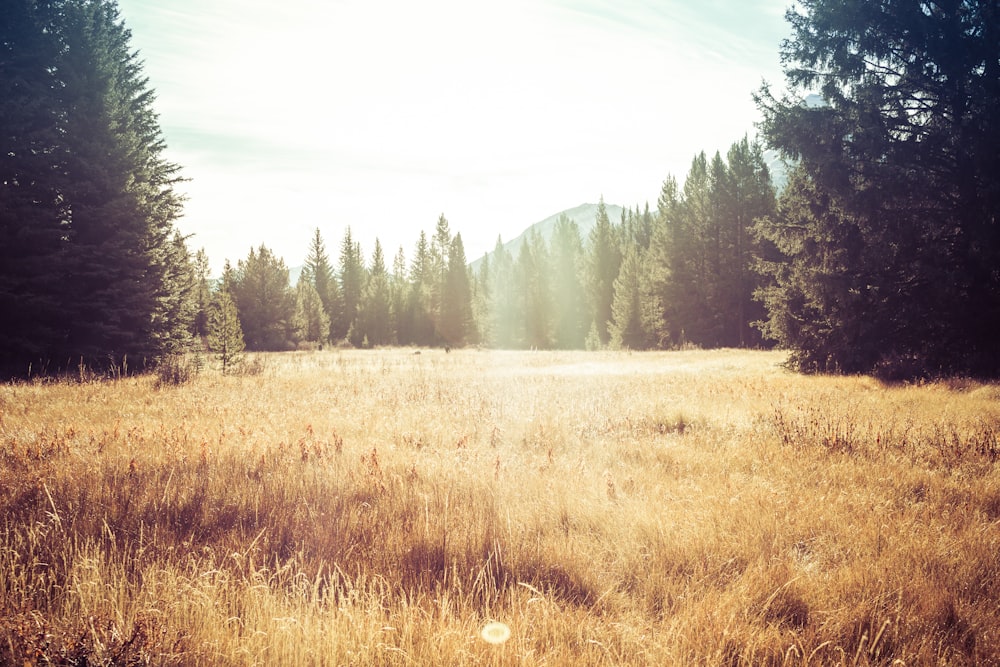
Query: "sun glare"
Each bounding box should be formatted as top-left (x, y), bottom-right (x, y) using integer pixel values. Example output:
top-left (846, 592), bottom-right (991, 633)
top-left (480, 621), bottom-right (512, 645)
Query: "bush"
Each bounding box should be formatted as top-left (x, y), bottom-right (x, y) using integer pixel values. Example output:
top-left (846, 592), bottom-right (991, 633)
top-left (154, 353), bottom-right (200, 387)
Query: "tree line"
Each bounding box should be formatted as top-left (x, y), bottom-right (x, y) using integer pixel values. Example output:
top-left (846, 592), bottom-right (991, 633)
top-left (210, 216), bottom-right (476, 353)
top-left (3, 0), bottom-right (997, 379)
top-left (198, 134), bottom-right (774, 357)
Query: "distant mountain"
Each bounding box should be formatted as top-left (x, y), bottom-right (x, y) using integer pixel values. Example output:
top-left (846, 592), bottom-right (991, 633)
top-left (763, 149), bottom-right (790, 192)
top-left (469, 202), bottom-right (625, 272)
top-left (804, 93), bottom-right (826, 108)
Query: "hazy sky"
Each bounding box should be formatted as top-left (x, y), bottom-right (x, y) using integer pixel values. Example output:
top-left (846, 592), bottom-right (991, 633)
top-left (116, 0), bottom-right (790, 274)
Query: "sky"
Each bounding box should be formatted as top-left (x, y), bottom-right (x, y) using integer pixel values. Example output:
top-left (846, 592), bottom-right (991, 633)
top-left (116, 0), bottom-right (791, 275)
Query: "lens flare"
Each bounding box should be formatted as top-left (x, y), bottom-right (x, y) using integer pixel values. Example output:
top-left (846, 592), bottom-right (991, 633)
top-left (480, 621), bottom-right (511, 645)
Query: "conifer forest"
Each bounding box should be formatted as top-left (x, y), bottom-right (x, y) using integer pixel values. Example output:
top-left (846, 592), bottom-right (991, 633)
top-left (3, 0), bottom-right (999, 380)
top-left (3, 3), bottom-right (1000, 665)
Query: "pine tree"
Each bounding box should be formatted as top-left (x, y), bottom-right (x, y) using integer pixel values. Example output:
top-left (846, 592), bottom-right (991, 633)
top-left (0, 0), bottom-right (65, 375)
top-left (152, 232), bottom-right (197, 360)
top-left (646, 176), bottom-right (681, 347)
top-left (292, 275), bottom-right (330, 348)
top-left (473, 252), bottom-right (492, 346)
top-left (517, 229), bottom-right (551, 349)
top-left (191, 248), bottom-right (212, 340)
top-left (550, 215), bottom-right (587, 349)
top-left (231, 245), bottom-right (295, 351)
top-left (389, 246), bottom-right (408, 345)
top-left (725, 136), bottom-right (776, 347)
top-left (440, 233), bottom-right (474, 347)
top-left (362, 239), bottom-right (391, 346)
top-left (429, 214), bottom-right (452, 341)
top-left (609, 245), bottom-right (649, 350)
top-left (338, 227), bottom-right (365, 344)
top-left (206, 270), bottom-right (244, 374)
top-left (753, 166), bottom-right (871, 373)
top-left (647, 140), bottom-right (776, 349)
top-left (302, 228), bottom-right (339, 343)
top-left (60, 1), bottom-right (187, 368)
top-left (756, 0), bottom-right (1000, 376)
top-left (1, 0), bottom-right (187, 376)
top-left (407, 231), bottom-right (435, 346)
top-left (488, 237), bottom-right (518, 348)
top-left (584, 198), bottom-right (621, 346)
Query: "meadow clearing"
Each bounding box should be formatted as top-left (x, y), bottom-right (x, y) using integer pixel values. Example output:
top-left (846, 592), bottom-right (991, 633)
top-left (1, 348), bottom-right (998, 665)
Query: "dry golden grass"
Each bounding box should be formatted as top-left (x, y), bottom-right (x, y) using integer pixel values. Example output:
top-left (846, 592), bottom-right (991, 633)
top-left (1, 348), bottom-right (998, 665)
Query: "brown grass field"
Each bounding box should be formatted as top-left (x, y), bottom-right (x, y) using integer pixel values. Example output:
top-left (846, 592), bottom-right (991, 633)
top-left (1, 349), bottom-right (999, 665)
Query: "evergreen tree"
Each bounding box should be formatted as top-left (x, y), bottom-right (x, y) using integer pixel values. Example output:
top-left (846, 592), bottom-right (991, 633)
top-left (647, 175), bottom-right (682, 347)
top-left (584, 198), bottom-right (622, 346)
top-left (671, 152), bottom-right (715, 345)
top-left (338, 227), bottom-right (364, 344)
top-left (152, 232), bottom-right (198, 360)
top-left (362, 239), bottom-right (391, 346)
top-left (231, 245), bottom-right (295, 351)
top-left (302, 228), bottom-right (339, 343)
top-left (703, 151), bottom-right (731, 345)
top-left (58, 0), bottom-right (187, 368)
top-left (488, 237), bottom-right (518, 348)
top-left (0, 0), bottom-right (66, 375)
top-left (407, 231), bottom-right (435, 346)
top-left (609, 244), bottom-right (651, 350)
top-left (292, 275), bottom-right (330, 348)
top-left (389, 246), bottom-right (408, 345)
top-left (550, 215), bottom-right (587, 349)
top-left (753, 166), bottom-right (875, 373)
top-left (473, 252), bottom-right (493, 347)
top-left (756, 0), bottom-right (1000, 376)
top-left (191, 248), bottom-right (212, 340)
top-left (725, 136), bottom-right (776, 347)
top-left (206, 267), bottom-right (244, 375)
top-left (429, 214), bottom-right (452, 341)
top-left (1, 0), bottom-right (187, 375)
top-left (651, 143), bottom-right (775, 349)
top-left (517, 229), bottom-right (551, 349)
top-left (440, 233), bottom-right (474, 347)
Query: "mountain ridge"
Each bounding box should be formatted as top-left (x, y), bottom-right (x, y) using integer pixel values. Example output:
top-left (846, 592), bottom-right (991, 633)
top-left (469, 202), bottom-right (625, 272)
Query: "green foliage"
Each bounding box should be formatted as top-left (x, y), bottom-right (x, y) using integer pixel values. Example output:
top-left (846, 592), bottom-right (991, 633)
top-left (516, 230), bottom-right (552, 349)
top-left (231, 245), bottom-right (295, 351)
top-left (361, 240), bottom-right (391, 346)
top-left (648, 139), bottom-right (775, 349)
top-left (753, 167), bottom-right (877, 373)
top-left (150, 232), bottom-right (198, 361)
top-left (191, 249), bottom-right (212, 339)
top-left (609, 245), bottom-right (653, 350)
top-left (302, 228), bottom-right (340, 342)
top-left (472, 252), bottom-right (492, 347)
top-left (337, 227), bottom-right (365, 344)
top-left (487, 237), bottom-right (518, 348)
top-left (405, 231), bottom-right (435, 346)
top-left (389, 246), bottom-right (408, 345)
top-left (429, 214), bottom-right (451, 338)
top-left (550, 216), bottom-right (588, 349)
top-left (292, 275), bottom-right (331, 348)
top-left (440, 234), bottom-right (475, 347)
top-left (206, 283), bottom-right (245, 374)
top-left (0, 0), bottom-right (187, 377)
top-left (756, 0), bottom-right (1000, 377)
top-left (584, 198), bottom-right (621, 347)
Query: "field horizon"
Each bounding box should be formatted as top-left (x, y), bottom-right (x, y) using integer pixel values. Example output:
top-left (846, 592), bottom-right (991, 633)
top-left (2, 348), bottom-right (998, 665)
